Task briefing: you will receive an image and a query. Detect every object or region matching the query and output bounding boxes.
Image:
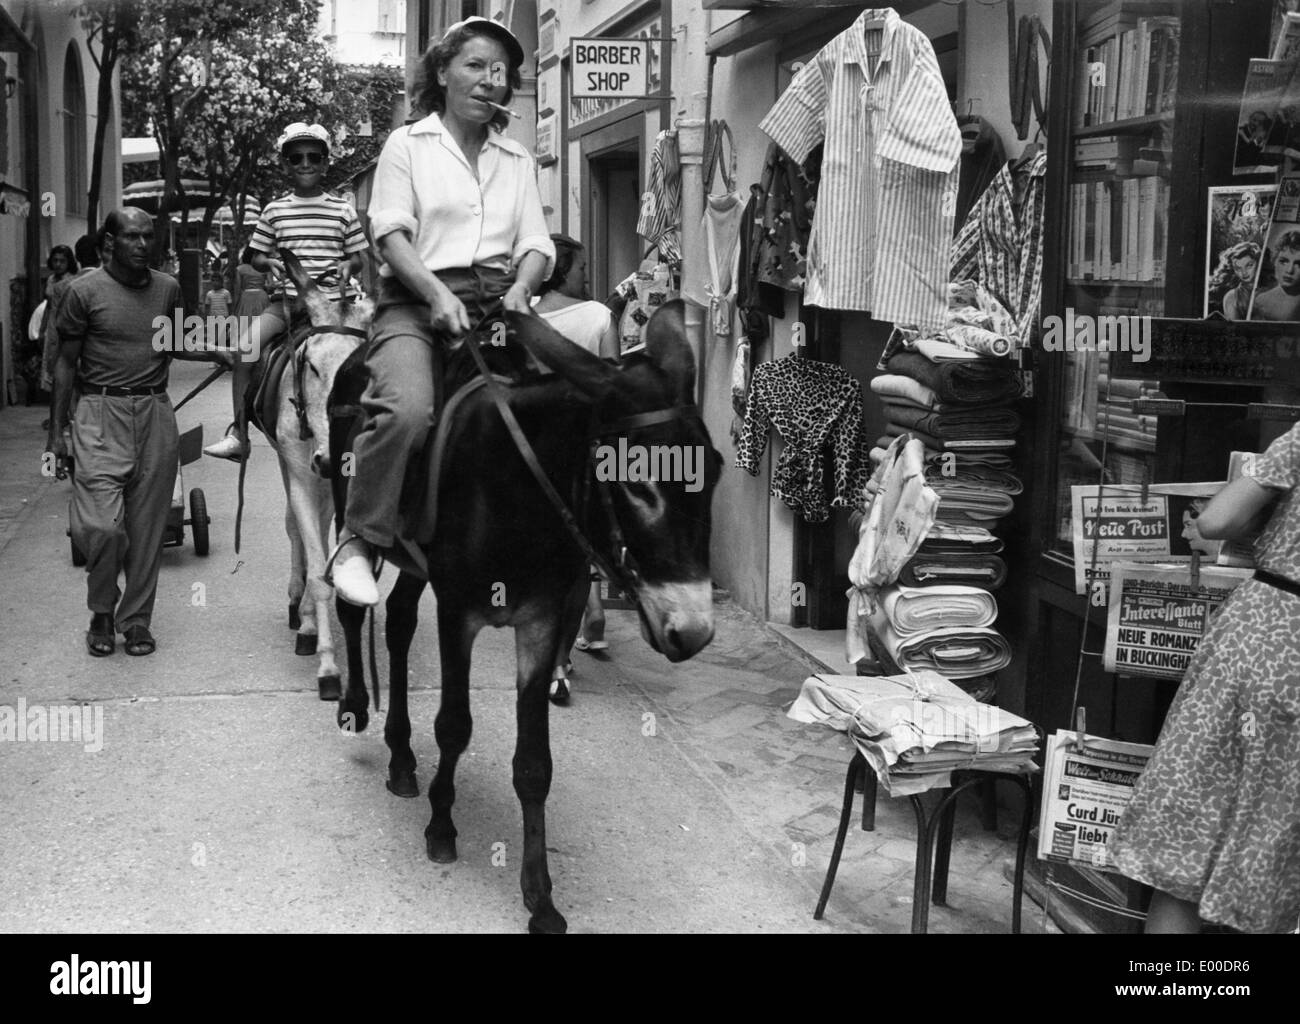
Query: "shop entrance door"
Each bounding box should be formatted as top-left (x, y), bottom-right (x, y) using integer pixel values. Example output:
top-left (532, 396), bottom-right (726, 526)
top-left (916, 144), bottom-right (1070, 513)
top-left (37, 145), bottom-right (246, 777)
top-left (587, 146), bottom-right (640, 302)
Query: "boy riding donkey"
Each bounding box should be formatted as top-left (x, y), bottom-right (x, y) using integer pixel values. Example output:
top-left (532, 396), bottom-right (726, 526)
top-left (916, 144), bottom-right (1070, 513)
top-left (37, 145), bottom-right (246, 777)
top-left (203, 122), bottom-right (368, 460)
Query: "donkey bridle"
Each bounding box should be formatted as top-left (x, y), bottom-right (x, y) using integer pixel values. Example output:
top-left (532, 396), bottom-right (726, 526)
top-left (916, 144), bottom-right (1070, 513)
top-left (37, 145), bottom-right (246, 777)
top-left (463, 331), bottom-right (700, 608)
top-left (289, 324), bottom-right (370, 441)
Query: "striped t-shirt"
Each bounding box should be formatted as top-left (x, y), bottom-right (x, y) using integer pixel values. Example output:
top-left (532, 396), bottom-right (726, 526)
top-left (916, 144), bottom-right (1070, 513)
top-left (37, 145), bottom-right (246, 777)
top-left (247, 191), bottom-right (367, 299)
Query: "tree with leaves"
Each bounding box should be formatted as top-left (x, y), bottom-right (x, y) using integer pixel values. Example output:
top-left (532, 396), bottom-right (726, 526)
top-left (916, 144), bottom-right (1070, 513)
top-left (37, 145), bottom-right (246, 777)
top-left (79, 1), bottom-right (140, 230)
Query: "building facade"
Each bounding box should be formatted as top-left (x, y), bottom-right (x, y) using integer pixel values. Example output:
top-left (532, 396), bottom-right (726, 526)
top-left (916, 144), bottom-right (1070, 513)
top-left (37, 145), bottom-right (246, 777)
top-left (0, 0), bottom-right (122, 408)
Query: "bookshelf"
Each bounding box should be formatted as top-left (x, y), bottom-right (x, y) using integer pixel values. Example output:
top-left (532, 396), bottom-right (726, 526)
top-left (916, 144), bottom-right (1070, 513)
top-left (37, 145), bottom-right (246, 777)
top-left (1055, 1), bottom-right (1179, 551)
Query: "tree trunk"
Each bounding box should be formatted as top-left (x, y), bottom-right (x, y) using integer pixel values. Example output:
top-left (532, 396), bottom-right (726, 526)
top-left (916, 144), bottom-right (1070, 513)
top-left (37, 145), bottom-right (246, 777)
top-left (86, 38), bottom-right (117, 232)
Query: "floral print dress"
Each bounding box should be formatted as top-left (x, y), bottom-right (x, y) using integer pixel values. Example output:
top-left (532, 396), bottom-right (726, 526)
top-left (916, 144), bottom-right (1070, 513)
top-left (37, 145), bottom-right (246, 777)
top-left (1110, 421), bottom-right (1300, 933)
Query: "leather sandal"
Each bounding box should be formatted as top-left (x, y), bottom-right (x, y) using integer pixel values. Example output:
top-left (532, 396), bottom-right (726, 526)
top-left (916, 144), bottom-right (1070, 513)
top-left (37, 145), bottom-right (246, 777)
top-left (123, 625), bottom-right (156, 656)
top-left (86, 613), bottom-right (114, 657)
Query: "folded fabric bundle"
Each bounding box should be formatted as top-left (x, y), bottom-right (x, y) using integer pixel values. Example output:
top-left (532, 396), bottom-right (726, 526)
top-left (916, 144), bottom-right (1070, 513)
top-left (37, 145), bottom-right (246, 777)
top-left (919, 523), bottom-right (1004, 553)
top-left (883, 349), bottom-right (1022, 406)
top-left (870, 373), bottom-right (941, 410)
top-left (930, 508), bottom-right (1010, 531)
top-left (921, 448), bottom-right (1016, 472)
top-left (900, 551), bottom-right (1008, 589)
top-left (930, 485), bottom-right (1016, 521)
top-left (923, 461), bottom-right (1023, 495)
top-left (882, 400), bottom-right (1021, 439)
top-left (867, 607), bottom-right (1013, 679)
top-left (883, 423), bottom-right (1016, 452)
top-left (881, 584), bottom-right (997, 634)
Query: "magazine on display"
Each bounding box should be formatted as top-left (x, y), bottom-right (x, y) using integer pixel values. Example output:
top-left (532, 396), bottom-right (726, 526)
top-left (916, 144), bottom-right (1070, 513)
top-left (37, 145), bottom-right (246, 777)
top-left (1233, 59), bottom-right (1289, 175)
top-left (1102, 562), bottom-right (1252, 679)
top-left (1038, 731), bottom-right (1153, 873)
top-left (1204, 185), bottom-right (1275, 318)
top-left (1070, 483), bottom-right (1224, 595)
top-left (1247, 174), bottom-right (1300, 321)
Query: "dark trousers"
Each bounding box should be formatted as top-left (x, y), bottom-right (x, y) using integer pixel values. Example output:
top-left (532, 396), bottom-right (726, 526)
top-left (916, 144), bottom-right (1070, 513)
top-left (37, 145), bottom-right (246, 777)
top-left (70, 393), bottom-right (179, 630)
top-left (345, 268), bottom-right (511, 548)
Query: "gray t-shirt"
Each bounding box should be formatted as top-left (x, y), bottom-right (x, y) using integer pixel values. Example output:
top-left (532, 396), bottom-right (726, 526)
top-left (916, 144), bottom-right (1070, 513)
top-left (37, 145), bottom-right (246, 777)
top-left (56, 268), bottom-right (183, 389)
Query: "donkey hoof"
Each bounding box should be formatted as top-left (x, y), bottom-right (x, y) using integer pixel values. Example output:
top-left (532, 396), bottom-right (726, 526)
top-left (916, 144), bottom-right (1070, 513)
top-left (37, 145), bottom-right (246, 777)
top-left (288, 603), bottom-right (301, 630)
top-left (295, 632), bottom-right (318, 656)
top-left (338, 703), bottom-right (368, 734)
top-left (426, 835), bottom-right (458, 863)
top-left (528, 904), bottom-right (568, 934)
top-left (318, 674), bottom-right (341, 701)
top-left (386, 771), bottom-right (419, 798)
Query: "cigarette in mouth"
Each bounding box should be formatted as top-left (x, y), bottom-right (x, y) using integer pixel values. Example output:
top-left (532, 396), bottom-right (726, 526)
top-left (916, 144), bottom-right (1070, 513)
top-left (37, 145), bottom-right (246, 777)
top-left (484, 99), bottom-right (521, 118)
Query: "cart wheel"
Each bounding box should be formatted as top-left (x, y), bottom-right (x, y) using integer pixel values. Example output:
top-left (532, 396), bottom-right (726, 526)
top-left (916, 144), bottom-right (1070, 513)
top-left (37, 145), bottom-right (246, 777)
top-left (190, 488), bottom-right (210, 556)
top-left (71, 537), bottom-right (87, 567)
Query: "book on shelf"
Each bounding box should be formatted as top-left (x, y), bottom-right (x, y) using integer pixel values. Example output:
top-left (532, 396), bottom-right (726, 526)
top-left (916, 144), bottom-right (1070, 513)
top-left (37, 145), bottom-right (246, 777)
top-left (1075, 7), bottom-right (1180, 129)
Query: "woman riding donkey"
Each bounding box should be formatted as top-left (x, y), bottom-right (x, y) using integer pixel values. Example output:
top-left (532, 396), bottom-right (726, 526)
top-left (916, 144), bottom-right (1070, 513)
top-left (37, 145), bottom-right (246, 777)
top-left (330, 17), bottom-right (554, 605)
top-left (204, 123), bottom-right (368, 461)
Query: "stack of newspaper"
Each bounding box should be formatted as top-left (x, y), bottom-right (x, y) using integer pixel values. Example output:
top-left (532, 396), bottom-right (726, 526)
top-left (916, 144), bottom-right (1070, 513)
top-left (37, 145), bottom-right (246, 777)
top-left (788, 671), bottom-right (1039, 796)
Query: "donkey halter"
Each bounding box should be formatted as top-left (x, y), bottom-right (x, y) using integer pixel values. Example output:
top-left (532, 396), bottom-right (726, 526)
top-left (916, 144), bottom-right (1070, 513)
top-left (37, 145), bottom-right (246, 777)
top-left (289, 323), bottom-right (369, 441)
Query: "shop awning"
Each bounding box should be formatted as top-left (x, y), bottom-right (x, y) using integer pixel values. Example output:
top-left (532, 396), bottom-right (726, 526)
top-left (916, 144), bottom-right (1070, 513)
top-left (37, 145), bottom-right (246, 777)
top-left (706, 0), bottom-right (930, 57)
top-left (123, 178), bottom-right (217, 213)
top-left (121, 137), bottom-right (160, 165)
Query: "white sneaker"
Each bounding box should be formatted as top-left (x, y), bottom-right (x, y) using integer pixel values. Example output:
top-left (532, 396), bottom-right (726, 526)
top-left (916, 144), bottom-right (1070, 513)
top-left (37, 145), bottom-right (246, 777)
top-left (203, 433), bottom-right (249, 461)
top-left (332, 540), bottom-right (379, 607)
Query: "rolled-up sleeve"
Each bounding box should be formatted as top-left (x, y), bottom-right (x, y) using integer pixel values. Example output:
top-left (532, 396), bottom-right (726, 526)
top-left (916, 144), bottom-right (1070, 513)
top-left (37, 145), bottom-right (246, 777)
top-left (512, 153), bottom-right (555, 279)
top-left (367, 127), bottom-right (419, 243)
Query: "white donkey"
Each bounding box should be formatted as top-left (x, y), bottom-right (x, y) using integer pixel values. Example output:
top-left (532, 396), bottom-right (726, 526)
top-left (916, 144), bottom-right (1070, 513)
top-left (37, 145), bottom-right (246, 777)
top-left (243, 249), bottom-right (372, 699)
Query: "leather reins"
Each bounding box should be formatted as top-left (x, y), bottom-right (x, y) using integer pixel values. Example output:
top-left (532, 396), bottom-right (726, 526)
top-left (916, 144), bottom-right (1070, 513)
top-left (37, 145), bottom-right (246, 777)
top-left (463, 328), bottom-right (701, 609)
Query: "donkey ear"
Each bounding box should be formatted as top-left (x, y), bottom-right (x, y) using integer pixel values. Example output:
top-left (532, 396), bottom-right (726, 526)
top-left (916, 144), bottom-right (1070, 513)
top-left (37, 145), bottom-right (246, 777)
top-left (505, 311), bottom-right (623, 402)
top-left (643, 300), bottom-right (694, 404)
top-left (278, 247), bottom-right (333, 325)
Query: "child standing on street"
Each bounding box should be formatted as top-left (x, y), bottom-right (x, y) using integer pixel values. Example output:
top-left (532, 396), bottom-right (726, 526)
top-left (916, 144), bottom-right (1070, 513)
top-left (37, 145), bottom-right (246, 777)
top-left (204, 122), bottom-right (368, 461)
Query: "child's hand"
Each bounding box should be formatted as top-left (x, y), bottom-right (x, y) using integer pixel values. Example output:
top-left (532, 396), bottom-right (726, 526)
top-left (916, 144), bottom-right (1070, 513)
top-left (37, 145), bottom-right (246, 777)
top-left (263, 258), bottom-right (286, 284)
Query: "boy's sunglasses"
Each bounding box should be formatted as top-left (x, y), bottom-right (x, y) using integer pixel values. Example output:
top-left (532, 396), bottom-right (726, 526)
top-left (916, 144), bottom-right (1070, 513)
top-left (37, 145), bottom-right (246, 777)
top-left (286, 151), bottom-right (324, 166)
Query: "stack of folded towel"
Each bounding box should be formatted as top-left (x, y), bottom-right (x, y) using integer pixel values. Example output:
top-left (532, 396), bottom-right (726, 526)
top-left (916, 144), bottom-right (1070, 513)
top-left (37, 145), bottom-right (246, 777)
top-left (855, 313), bottom-right (1026, 703)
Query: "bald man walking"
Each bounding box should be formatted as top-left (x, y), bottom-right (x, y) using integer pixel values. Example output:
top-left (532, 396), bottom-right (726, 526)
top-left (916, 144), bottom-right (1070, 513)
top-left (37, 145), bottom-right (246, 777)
top-left (45, 209), bottom-right (223, 656)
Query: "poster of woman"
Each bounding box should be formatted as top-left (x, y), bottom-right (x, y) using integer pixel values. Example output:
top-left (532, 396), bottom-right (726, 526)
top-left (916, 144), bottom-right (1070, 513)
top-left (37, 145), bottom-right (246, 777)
top-left (1205, 185), bottom-right (1275, 318)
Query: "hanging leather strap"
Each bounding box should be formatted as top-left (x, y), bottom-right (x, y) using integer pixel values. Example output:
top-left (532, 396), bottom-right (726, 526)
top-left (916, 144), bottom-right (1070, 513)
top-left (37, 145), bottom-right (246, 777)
top-left (703, 119), bottom-right (737, 198)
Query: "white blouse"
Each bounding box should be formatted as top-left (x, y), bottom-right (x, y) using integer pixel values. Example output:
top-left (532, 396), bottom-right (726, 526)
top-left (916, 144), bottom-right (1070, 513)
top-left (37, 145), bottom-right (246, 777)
top-left (368, 112), bottom-right (555, 280)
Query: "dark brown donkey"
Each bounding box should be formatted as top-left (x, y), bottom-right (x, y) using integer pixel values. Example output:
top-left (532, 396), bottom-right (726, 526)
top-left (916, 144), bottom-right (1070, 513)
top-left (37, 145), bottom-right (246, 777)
top-left (329, 300), bottom-right (720, 933)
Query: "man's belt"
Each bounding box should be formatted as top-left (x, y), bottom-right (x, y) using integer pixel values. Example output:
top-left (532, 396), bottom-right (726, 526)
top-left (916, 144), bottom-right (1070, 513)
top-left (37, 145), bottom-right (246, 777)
top-left (82, 383), bottom-right (167, 396)
top-left (1253, 568), bottom-right (1300, 598)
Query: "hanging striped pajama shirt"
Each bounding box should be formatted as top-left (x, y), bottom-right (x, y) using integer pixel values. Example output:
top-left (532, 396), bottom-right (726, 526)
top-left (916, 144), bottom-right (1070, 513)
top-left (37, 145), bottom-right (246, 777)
top-left (949, 149), bottom-right (1048, 347)
top-left (758, 8), bottom-right (961, 331)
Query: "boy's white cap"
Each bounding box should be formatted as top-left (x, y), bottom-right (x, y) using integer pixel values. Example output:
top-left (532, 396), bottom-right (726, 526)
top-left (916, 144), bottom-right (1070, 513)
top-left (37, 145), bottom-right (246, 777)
top-left (277, 123), bottom-right (331, 156)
